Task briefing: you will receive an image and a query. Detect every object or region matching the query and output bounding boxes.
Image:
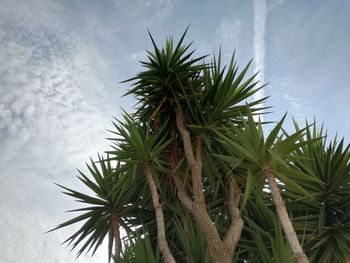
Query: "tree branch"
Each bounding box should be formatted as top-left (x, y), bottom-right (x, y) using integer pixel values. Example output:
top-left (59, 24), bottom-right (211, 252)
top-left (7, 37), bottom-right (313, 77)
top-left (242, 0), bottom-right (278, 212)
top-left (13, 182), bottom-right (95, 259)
top-left (176, 109), bottom-right (204, 204)
top-left (265, 168), bottom-right (309, 263)
top-left (224, 177), bottom-right (244, 252)
top-left (173, 174), bottom-right (194, 211)
top-left (227, 177), bottom-right (240, 220)
top-left (111, 210), bottom-right (121, 263)
top-left (175, 109), bottom-right (235, 263)
top-left (145, 164), bottom-right (176, 263)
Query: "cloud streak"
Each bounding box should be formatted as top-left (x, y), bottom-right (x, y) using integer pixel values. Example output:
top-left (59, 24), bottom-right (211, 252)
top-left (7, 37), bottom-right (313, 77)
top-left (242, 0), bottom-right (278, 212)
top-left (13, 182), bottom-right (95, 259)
top-left (253, 0), bottom-right (267, 102)
top-left (253, 0), bottom-right (286, 103)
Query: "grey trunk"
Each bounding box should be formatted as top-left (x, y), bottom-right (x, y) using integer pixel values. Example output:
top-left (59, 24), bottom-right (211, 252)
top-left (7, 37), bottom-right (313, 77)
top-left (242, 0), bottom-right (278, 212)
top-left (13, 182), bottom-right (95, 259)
top-left (145, 164), bottom-right (176, 263)
top-left (111, 210), bottom-right (121, 263)
top-left (265, 170), bottom-right (309, 263)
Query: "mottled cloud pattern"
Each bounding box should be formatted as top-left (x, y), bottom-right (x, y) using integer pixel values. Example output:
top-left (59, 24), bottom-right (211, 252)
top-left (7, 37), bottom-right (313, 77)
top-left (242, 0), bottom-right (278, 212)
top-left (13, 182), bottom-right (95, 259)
top-left (2, 0), bottom-right (349, 262)
top-left (0, 1), bottom-right (111, 262)
top-left (0, 0), bottom-right (177, 261)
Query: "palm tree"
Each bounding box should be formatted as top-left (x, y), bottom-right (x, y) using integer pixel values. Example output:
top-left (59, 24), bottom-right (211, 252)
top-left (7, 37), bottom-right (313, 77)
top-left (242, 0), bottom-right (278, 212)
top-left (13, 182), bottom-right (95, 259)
top-left (122, 28), bottom-right (267, 263)
top-left (107, 114), bottom-right (175, 263)
top-left (49, 155), bottom-right (154, 262)
top-left (282, 123), bottom-right (350, 262)
top-left (51, 29), bottom-right (350, 263)
top-left (213, 110), bottom-right (321, 262)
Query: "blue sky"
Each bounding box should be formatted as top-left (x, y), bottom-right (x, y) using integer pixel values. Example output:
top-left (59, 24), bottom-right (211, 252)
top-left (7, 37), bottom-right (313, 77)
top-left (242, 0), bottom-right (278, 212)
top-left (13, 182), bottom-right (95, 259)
top-left (1, 0), bottom-right (349, 262)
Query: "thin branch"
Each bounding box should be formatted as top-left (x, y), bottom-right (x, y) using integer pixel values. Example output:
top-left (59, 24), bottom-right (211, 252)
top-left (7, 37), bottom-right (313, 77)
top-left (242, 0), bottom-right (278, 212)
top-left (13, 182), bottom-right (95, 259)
top-left (145, 164), bottom-right (176, 263)
top-left (265, 168), bottom-right (309, 263)
top-left (175, 109), bottom-right (197, 170)
top-left (111, 210), bottom-right (121, 262)
top-left (224, 177), bottom-right (244, 252)
top-left (173, 174), bottom-right (194, 211)
top-left (176, 109), bottom-right (204, 204)
top-left (227, 177), bottom-right (240, 220)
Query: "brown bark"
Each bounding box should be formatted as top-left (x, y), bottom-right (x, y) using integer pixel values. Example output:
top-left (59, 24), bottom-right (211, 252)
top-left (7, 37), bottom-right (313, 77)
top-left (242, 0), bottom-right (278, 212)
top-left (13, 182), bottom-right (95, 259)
top-left (265, 169), bottom-right (309, 263)
top-left (174, 174), bottom-right (230, 263)
top-left (144, 164), bottom-right (176, 263)
top-left (175, 111), bottom-right (204, 204)
top-left (224, 177), bottom-right (244, 253)
top-left (111, 210), bottom-right (121, 262)
top-left (174, 109), bottom-right (244, 263)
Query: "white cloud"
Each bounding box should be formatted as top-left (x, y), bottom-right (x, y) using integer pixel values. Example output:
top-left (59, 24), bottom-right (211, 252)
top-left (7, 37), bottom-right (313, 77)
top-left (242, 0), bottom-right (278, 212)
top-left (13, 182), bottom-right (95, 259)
top-left (252, 0), bottom-right (286, 88)
top-left (0, 0), bottom-right (65, 32)
top-left (267, 76), bottom-right (310, 122)
top-left (108, 0), bottom-right (174, 32)
top-left (268, 0), bottom-right (286, 13)
top-left (253, 0), bottom-right (267, 98)
top-left (141, 0), bottom-right (173, 19)
top-left (214, 17), bottom-right (242, 66)
top-left (217, 17), bottom-right (241, 51)
top-left (0, 2), bottom-right (113, 262)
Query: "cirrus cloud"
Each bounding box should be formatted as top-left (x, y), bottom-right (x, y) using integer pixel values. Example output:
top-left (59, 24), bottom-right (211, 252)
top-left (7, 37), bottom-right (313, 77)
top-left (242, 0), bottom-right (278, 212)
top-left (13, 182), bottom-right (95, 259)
top-left (0, 1), bottom-right (112, 262)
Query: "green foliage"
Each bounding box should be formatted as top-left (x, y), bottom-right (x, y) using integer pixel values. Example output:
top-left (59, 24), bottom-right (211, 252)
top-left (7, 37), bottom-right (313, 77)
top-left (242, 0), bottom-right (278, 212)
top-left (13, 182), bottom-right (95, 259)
top-left (124, 27), bottom-right (206, 129)
top-left (107, 113), bottom-right (171, 172)
top-left (49, 155), bottom-right (153, 261)
top-left (174, 220), bottom-right (211, 263)
top-left (283, 123), bottom-right (350, 262)
top-left (242, 197), bottom-right (294, 263)
top-left (120, 231), bottom-right (162, 263)
top-left (214, 108), bottom-right (322, 208)
top-left (51, 29), bottom-right (350, 263)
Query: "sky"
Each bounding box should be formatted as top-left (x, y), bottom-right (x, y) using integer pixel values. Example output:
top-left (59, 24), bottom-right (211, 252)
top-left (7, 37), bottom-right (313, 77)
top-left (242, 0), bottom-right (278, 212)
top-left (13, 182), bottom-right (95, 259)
top-left (1, 0), bottom-right (349, 262)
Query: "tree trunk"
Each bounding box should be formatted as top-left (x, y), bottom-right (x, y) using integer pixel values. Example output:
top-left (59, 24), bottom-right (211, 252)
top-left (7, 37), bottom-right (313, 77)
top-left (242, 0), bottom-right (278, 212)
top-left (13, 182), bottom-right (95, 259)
top-left (111, 210), bottom-right (121, 263)
top-left (174, 109), bottom-right (244, 263)
top-left (265, 169), bottom-right (309, 263)
top-left (145, 164), bottom-right (176, 263)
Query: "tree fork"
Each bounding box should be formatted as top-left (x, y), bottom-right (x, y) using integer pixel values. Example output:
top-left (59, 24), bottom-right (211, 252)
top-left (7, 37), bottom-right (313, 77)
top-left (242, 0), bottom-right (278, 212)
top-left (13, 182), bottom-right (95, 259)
top-left (175, 109), bottom-right (244, 263)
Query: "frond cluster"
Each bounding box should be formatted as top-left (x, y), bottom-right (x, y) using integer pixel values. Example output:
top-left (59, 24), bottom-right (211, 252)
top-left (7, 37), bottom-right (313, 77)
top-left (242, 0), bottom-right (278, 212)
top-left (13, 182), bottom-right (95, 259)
top-left (51, 29), bottom-right (350, 263)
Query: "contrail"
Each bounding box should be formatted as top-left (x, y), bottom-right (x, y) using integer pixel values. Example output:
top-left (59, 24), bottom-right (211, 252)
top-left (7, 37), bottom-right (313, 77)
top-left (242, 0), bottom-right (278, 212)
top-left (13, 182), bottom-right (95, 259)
top-left (253, 0), bottom-right (267, 102)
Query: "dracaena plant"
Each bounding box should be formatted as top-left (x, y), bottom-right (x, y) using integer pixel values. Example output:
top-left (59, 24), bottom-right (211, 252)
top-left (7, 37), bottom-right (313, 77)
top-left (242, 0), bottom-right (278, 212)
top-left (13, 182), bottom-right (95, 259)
top-left (107, 114), bottom-right (175, 263)
top-left (51, 29), bottom-right (350, 263)
top-left (120, 28), bottom-right (267, 263)
top-left (282, 122), bottom-right (350, 263)
top-left (49, 155), bottom-right (153, 262)
top-left (213, 108), bottom-right (322, 263)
